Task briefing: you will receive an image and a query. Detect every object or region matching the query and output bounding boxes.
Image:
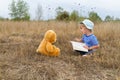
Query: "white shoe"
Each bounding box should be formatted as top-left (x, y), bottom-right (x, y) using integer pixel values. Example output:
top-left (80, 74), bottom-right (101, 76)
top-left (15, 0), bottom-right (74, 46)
top-left (82, 55), bottom-right (87, 57)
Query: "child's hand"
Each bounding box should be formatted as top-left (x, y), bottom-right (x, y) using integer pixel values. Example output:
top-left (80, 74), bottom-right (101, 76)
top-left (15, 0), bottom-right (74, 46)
top-left (83, 45), bottom-right (89, 49)
top-left (74, 38), bottom-right (81, 42)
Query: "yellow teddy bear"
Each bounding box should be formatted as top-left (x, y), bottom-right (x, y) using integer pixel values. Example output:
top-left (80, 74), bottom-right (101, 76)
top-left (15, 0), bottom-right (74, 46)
top-left (36, 30), bottom-right (60, 56)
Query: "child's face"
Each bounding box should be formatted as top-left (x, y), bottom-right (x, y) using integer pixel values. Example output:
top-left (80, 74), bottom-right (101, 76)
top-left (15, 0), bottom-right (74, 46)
top-left (80, 24), bottom-right (88, 34)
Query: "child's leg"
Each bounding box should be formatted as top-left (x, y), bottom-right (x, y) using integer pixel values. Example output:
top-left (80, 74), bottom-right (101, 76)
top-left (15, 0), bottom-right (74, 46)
top-left (84, 49), bottom-right (96, 55)
top-left (75, 50), bottom-right (87, 56)
top-left (74, 49), bottom-right (96, 56)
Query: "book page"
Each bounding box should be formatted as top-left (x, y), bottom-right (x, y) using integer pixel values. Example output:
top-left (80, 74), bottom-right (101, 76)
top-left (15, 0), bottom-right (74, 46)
top-left (70, 41), bottom-right (88, 52)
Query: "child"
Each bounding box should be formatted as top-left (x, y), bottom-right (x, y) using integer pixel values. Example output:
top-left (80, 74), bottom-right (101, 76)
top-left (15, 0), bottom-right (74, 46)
top-left (75, 19), bottom-right (99, 56)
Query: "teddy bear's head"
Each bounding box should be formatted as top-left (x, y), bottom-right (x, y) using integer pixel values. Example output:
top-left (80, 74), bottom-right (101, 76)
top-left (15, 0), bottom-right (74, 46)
top-left (44, 30), bottom-right (57, 43)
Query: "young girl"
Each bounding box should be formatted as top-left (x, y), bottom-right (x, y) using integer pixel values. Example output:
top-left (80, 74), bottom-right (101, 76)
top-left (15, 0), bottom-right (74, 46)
top-left (75, 19), bottom-right (99, 56)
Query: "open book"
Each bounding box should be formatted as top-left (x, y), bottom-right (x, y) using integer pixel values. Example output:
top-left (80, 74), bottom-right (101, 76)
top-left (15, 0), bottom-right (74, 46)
top-left (70, 41), bottom-right (88, 52)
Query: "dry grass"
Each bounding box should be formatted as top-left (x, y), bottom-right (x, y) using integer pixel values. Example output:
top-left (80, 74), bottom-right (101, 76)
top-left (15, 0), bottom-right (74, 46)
top-left (0, 21), bottom-right (120, 80)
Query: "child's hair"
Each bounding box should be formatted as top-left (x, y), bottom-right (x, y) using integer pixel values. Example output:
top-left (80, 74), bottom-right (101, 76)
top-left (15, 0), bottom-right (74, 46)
top-left (80, 22), bottom-right (92, 32)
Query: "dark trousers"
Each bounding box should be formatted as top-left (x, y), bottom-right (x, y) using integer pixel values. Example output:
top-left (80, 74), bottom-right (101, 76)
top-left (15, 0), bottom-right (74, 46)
top-left (75, 49), bottom-right (96, 55)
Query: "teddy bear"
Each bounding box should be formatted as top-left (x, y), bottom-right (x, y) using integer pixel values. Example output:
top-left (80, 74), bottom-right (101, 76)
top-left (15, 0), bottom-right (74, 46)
top-left (36, 30), bottom-right (60, 56)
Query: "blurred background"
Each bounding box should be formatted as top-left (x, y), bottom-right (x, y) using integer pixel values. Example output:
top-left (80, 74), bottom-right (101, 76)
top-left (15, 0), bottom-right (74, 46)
top-left (0, 0), bottom-right (120, 21)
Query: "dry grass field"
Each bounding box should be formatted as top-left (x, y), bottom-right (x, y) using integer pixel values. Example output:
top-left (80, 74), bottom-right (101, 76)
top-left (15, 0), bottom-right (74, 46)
top-left (0, 21), bottom-right (120, 80)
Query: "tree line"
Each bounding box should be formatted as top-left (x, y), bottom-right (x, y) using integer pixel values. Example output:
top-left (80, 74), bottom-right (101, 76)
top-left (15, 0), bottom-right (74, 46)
top-left (0, 0), bottom-right (120, 22)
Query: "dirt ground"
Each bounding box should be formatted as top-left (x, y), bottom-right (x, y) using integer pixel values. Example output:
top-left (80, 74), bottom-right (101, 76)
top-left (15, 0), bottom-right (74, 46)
top-left (0, 33), bottom-right (119, 80)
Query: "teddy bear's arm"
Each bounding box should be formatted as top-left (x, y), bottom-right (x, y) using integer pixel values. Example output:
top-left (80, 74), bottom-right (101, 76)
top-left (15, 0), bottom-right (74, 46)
top-left (46, 42), bottom-right (55, 53)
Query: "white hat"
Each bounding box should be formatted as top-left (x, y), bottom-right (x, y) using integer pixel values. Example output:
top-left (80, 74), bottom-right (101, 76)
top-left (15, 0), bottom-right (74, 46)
top-left (81, 19), bottom-right (94, 30)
